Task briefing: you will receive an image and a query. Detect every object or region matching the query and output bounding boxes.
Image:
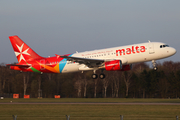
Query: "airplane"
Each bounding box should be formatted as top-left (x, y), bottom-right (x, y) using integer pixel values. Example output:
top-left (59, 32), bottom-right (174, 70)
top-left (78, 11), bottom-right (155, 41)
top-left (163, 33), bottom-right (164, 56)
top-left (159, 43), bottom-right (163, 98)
top-left (7, 35), bottom-right (176, 79)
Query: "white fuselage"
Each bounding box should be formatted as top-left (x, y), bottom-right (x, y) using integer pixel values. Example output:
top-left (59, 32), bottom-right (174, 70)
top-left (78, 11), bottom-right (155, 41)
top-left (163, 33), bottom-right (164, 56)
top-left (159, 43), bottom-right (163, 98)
top-left (61, 42), bottom-right (176, 73)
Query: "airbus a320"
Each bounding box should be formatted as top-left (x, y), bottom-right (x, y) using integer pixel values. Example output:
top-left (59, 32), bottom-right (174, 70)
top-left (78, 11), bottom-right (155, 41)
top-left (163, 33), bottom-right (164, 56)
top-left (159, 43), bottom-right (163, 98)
top-left (7, 36), bottom-right (176, 79)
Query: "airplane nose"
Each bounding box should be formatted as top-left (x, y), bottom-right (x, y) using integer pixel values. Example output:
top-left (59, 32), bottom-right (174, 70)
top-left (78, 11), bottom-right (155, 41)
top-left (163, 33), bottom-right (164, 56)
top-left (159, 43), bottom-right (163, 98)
top-left (171, 47), bottom-right (176, 55)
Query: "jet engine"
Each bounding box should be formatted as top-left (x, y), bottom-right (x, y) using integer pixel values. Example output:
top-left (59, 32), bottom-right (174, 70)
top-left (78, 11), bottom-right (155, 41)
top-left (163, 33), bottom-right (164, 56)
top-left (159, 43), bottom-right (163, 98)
top-left (104, 60), bottom-right (132, 71)
top-left (105, 60), bottom-right (122, 71)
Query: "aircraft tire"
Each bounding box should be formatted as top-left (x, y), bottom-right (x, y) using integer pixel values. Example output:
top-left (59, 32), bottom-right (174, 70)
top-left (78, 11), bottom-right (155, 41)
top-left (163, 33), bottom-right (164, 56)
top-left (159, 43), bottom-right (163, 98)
top-left (92, 74), bottom-right (98, 79)
top-left (99, 73), bottom-right (105, 79)
top-left (153, 67), bottom-right (158, 71)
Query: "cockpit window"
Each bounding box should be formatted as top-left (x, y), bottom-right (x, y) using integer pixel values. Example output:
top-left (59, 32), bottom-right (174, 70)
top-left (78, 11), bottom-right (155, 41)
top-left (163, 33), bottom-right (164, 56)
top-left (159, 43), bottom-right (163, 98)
top-left (160, 45), bottom-right (169, 48)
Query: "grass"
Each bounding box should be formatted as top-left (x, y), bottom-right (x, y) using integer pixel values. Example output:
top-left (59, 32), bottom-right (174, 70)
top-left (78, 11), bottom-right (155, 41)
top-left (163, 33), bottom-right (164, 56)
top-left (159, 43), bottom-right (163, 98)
top-left (0, 104), bottom-right (180, 120)
top-left (0, 98), bottom-right (180, 120)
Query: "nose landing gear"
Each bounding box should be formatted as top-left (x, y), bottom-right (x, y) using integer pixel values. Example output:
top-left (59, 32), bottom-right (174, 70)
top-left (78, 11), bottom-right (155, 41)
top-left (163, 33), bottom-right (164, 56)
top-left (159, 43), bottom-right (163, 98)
top-left (152, 60), bottom-right (158, 71)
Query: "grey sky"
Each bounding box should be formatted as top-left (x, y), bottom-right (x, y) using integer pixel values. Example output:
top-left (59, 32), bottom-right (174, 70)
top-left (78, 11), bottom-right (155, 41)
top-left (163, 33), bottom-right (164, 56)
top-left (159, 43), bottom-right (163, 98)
top-left (0, 0), bottom-right (179, 64)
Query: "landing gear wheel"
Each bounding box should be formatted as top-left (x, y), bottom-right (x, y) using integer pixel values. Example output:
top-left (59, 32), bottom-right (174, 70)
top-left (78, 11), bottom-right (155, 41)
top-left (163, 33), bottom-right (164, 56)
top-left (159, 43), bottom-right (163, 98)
top-left (92, 74), bottom-right (98, 79)
top-left (153, 67), bottom-right (158, 71)
top-left (99, 73), bottom-right (105, 79)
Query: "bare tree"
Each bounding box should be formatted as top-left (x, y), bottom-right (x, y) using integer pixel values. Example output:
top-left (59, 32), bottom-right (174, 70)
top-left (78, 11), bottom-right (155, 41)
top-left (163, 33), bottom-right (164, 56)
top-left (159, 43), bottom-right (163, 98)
top-left (163, 61), bottom-right (180, 98)
top-left (110, 77), bottom-right (114, 98)
top-left (158, 78), bottom-right (169, 98)
top-left (82, 75), bottom-right (87, 98)
top-left (94, 78), bottom-right (98, 98)
top-left (23, 72), bottom-right (30, 95)
top-left (74, 74), bottom-right (83, 97)
top-left (102, 73), bottom-right (109, 98)
top-left (0, 64), bottom-right (10, 94)
top-left (133, 62), bottom-right (149, 74)
top-left (38, 74), bottom-right (42, 98)
top-left (122, 71), bottom-right (132, 97)
top-left (111, 71), bottom-right (120, 98)
top-left (74, 80), bottom-right (82, 97)
top-left (132, 62), bottom-right (149, 98)
top-left (114, 74), bottom-right (120, 98)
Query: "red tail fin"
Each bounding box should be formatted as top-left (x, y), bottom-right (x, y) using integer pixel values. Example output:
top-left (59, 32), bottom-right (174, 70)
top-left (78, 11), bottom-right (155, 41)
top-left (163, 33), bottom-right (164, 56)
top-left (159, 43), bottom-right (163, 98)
top-left (9, 35), bottom-right (42, 63)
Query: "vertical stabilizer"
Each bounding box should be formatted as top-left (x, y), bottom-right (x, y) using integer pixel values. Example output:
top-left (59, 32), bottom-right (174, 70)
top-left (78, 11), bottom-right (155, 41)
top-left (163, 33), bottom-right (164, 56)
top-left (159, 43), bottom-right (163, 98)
top-left (9, 35), bottom-right (42, 63)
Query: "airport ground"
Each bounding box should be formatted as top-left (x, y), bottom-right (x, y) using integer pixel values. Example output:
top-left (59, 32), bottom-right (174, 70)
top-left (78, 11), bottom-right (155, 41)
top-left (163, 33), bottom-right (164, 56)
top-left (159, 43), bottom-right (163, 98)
top-left (0, 98), bottom-right (180, 120)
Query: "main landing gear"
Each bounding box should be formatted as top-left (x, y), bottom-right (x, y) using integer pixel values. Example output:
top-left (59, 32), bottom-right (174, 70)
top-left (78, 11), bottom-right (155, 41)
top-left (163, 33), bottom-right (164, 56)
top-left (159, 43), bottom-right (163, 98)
top-left (92, 70), bottom-right (105, 79)
top-left (92, 74), bottom-right (98, 79)
top-left (152, 60), bottom-right (158, 71)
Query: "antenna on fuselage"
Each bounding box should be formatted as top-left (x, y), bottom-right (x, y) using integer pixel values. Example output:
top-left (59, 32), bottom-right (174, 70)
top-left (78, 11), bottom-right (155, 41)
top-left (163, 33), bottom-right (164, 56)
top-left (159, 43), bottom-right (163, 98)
top-left (148, 40), bottom-right (151, 43)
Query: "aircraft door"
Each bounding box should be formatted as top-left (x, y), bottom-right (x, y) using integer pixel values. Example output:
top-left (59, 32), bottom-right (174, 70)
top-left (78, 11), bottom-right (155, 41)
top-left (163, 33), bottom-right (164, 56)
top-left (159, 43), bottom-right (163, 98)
top-left (149, 43), bottom-right (155, 54)
top-left (40, 59), bottom-right (45, 70)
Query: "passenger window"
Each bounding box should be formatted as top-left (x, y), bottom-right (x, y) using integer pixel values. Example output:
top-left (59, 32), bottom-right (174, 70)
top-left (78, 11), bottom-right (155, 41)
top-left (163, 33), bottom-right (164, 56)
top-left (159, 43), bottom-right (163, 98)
top-left (160, 45), bottom-right (162, 48)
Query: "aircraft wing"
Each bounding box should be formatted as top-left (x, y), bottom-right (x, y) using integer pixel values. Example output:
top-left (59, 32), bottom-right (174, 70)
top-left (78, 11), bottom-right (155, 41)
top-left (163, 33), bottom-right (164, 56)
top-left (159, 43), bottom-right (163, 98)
top-left (60, 55), bottom-right (104, 67)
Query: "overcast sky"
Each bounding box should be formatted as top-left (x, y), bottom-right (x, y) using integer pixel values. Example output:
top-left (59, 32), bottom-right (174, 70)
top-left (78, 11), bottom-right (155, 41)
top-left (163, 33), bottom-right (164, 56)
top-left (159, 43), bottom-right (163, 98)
top-left (0, 0), bottom-right (179, 64)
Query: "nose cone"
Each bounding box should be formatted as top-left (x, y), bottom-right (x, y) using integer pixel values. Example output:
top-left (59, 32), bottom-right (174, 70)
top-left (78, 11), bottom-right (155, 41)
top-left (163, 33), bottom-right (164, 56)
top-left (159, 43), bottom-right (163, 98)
top-left (171, 47), bottom-right (177, 55)
top-left (169, 47), bottom-right (176, 56)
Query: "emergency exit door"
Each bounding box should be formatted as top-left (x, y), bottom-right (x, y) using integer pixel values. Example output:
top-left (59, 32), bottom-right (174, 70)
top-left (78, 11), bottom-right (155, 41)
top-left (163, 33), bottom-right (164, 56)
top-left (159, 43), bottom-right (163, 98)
top-left (149, 43), bottom-right (155, 54)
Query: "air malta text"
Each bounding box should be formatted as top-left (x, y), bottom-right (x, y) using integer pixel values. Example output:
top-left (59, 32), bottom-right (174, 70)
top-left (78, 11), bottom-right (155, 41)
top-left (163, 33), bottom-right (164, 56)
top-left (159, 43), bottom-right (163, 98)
top-left (116, 46), bottom-right (146, 56)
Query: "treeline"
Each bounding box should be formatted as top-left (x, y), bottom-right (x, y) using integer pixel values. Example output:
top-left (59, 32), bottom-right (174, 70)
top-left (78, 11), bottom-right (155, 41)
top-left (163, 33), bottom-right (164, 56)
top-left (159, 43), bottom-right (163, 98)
top-left (0, 61), bottom-right (180, 98)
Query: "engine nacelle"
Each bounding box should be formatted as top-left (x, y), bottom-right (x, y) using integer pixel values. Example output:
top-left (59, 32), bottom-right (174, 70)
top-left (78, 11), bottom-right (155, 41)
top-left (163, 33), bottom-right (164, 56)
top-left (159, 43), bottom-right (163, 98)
top-left (105, 60), bottom-right (122, 71)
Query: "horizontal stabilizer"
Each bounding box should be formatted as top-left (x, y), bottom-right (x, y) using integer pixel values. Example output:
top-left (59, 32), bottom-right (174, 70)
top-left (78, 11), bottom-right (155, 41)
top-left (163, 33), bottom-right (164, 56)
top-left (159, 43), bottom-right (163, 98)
top-left (6, 64), bottom-right (30, 68)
